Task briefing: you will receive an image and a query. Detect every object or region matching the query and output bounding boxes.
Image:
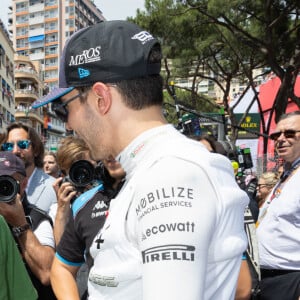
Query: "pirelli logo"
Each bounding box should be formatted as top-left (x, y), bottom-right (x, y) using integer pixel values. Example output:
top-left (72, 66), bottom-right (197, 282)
top-left (142, 244), bottom-right (195, 264)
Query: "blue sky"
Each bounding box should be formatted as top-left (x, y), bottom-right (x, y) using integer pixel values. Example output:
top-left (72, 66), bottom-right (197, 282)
top-left (0, 0), bottom-right (145, 28)
top-left (95, 0), bottom-right (145, 20)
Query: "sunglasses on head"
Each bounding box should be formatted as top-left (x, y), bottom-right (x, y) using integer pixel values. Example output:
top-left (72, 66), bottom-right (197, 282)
top-left (269, 129), bottom-right (300, 141)
top-left (1, 140), bottom-right (31, 151)
top-left (51, 93), bottom-right (82, 123)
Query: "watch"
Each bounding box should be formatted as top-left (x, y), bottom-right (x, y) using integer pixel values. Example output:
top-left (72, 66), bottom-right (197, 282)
top-left (12, 223), bottom-right (30, 238)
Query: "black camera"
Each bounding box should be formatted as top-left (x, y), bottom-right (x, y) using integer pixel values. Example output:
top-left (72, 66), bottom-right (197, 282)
top-left (61, 160), bottom-right (118, 203)
top-left (0, 175), bottom-right (20, 203)
top-left (62, 160), bottom-right (97, 190)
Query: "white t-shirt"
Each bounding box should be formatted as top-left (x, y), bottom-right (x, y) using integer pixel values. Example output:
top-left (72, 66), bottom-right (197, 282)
top-left (88, 125), bottom-right (248, 300)
top-left (257, 166), bottom-right (300, 270)
top-left (34, 220), bottom-right (55, 249)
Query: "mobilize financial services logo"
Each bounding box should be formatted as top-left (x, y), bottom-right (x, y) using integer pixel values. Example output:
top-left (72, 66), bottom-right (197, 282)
top-left (142, 244), bottom-right (195, 264)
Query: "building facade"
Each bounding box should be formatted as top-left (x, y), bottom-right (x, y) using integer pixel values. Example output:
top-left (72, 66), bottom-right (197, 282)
top-left (7, 0), bottom-right (105, 149)
top-left (14, 54), bottom-right (48, 136)
top-left (0, 19), bottom-right (14, 134)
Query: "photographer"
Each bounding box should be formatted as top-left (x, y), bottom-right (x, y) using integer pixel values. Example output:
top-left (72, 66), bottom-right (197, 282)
top-left (0, 151), bottom-right (56, 300)
top-left (50, 136), bottom-right (99, 245)
top-left (50, 136), bottom-right (125, 299)
top-left (0, 215), bottom-right (37, 300)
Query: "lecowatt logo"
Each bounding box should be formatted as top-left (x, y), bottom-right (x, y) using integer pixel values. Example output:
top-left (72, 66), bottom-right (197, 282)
top-left (131, 31), bottom-right (154, 44)
top-left (69, 46), bottom-right (101, 66)
top-left (142, 244), bottom-right (195, 264)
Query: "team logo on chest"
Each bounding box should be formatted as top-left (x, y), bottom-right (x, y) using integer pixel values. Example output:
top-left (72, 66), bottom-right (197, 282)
top-left (91, 200), bottom-right (109, 219)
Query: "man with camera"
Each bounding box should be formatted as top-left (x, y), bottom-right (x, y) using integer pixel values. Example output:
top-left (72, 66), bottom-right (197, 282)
top-left (1, 122), bottom-right (57, 213)
top-left (0, 214), bottom-right (37, 300)
top-left (0, 151), bottom-right (56, 300)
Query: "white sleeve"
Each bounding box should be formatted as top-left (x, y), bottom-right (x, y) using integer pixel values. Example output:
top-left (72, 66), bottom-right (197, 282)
top-left (131, 156), bottom-right (247, 300)
top-left (48, 203), bottom-right (57, 223)
top-left (33, 220), bottom-right (55, 249)
top-left (134, 157), bottom-right (217, 300)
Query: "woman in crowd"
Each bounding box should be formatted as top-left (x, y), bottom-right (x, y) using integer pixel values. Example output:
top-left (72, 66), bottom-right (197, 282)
top-left (50, 136), bottom-right (125, 300)
top-left (256, 171), bottom-right (279, 209)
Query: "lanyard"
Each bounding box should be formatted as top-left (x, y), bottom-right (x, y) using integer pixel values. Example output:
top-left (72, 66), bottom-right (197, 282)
top-left (256, 157), bottom-right (300, 227)
top-left (270, 158), bottom-right (300, 201)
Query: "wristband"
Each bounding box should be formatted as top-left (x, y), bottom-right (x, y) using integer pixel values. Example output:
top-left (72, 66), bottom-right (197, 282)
top-left (12, 223), bottom-right (30, 238)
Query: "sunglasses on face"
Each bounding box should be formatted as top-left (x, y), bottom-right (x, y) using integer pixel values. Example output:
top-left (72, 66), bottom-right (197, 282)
top-left (1, 140), bottom-right (31, 151)
top-left (51, 93), bottom-right (81, 123)
top-left (257, 184), bottom-right (273, 189)
top-left (269, 129), bottom-right (300, 141)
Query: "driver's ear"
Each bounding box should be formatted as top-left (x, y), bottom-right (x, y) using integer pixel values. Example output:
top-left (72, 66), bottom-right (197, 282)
top-left (91, 82), bottom-right (112, 115)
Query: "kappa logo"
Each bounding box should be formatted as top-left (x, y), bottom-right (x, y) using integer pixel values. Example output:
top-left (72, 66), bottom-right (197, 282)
top-left (131, 31), bottom-right (154, 44)
top-left (78, 68), bottom-right (90, 79)
top-left (91, 200), bottom-right (108, 219)
top-left (93, 200), bottom-right (108, 211)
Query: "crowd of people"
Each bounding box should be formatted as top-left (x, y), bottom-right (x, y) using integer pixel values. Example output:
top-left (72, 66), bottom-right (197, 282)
top-left (0, 20), bottom-right (299, 300)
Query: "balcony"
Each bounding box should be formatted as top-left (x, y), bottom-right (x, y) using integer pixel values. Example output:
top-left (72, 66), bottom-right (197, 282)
top-left (29, 3), bottom-right (45, 13)
top-left (29, 28), bottom-right (45, 36)
top-left (29, 15), bottom-right (45, 25)
top-left (29, 52), bottom-right (45, 61)
top-left (29, 41), bottom-right (45, 49)
top-left (15, 109), bottom-right (44, 124)
top-left (15, 88), bottom-right (40, 100)
top-left (15, 67), bottom-right (39, 83)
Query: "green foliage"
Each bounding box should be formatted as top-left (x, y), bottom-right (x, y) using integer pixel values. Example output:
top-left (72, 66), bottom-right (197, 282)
top-left (131, 0), bottom-right (300, 137)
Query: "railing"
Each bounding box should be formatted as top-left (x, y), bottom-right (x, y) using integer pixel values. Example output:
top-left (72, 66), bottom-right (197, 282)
top-left (15, 67), bottom-right (38, 75)
top-left (15, 88), bottom-right (39, 97)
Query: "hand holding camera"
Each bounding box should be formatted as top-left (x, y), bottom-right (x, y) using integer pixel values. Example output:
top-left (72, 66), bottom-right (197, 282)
top-left (53, 177), bottom-right (77, 209)
top-left (0, 175), bottom-right (20, 203)
top-left (0, 176), bottom-right (27, 227)
top-left (53, 159), bottom-right (102, 206)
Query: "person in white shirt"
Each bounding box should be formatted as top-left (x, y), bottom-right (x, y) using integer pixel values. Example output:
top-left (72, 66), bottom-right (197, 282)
top-left (1, 122), bottom-right (57, 213)
top-left (257, 111), bottom-right (300, 300)
top-left (33, 20), bottom-right (249, 300)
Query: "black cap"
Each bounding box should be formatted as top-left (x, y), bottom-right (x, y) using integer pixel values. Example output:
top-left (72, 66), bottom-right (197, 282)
top-left (32, 20), bottom-right (161, 108)
top-left (0, 151), bottom-right (26, 177)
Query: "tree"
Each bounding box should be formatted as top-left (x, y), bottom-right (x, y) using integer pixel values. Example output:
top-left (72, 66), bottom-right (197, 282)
top-left (131, 0), bottom-right (300, 165)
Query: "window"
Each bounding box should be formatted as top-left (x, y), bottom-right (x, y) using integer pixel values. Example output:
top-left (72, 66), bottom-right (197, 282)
top-left (16, 2), bottom-right (28, 13)
top-left (16, 38), bottom-right (28, 48)
top-left (16, 27), bottom-right (28, 36)
top-left (16, 15), bottom-right (29, 24)
top-left (45, 45), bottom-right (58, 55)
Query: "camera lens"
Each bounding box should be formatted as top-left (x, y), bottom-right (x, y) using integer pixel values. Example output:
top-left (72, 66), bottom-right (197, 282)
top-left (0, 175), bottom-right (20, 203)
top-left (69, 160), bottom-right (95, 187)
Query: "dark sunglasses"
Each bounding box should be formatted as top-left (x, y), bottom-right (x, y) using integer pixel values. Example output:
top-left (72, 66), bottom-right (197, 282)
top-left (257, 184), bottom-right (273, 189)
top-left (269, 129), bottom-right (300, 141)
top-left (51, 93), bottom-right (81, 122)
top-left (1, 140), bottom-right (31, 151)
